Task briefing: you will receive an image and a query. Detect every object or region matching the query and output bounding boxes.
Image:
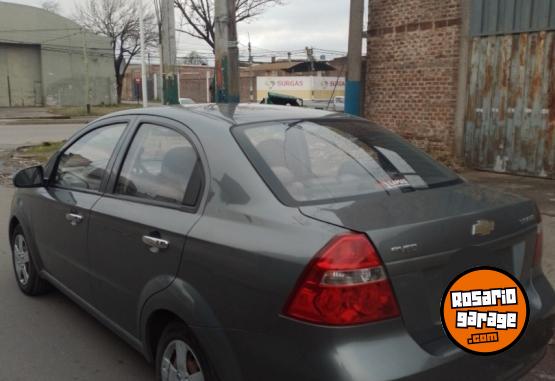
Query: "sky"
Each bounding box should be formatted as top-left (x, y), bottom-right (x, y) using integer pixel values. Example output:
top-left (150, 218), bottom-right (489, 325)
top-left (6, 0), bottom-right (363, 63)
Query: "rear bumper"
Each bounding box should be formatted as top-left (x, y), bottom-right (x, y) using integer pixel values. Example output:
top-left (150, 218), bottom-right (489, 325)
top-left (193, 272), bottom-right (555, 381)
top-left (214, 314), bottom-right (552, 381)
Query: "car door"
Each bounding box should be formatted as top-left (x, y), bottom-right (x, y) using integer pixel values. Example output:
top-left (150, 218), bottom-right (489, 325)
top-left (87, 118), bottom-right (205, 336)
top-left (31, 121), bottom-right (129, 302)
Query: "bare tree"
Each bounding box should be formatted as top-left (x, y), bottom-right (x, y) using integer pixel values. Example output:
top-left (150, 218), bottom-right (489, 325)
top-left (174, 0), bottom-right (284, 51)
top-left (75, 0), bottom-right (158, 103)
top-left (181, 51), bottom-right (208, 65)
top-left (41, 0), bottom-right (60, 14)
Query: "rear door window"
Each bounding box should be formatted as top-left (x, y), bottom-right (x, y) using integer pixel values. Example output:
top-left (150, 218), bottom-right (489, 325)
top-left (115, 124), bottom-right (202, 206)
top-left (233, 119), bottom-right (461, 205)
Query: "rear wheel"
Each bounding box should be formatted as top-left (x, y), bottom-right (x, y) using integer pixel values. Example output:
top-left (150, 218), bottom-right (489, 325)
top-left (11, 225), bottom-right (49, 296)
top-left (155, 321), bottom-right (214, 381)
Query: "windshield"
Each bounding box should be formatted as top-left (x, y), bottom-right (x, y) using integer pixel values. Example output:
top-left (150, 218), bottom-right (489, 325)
top-left (233, 119), bottom-right (461, 205)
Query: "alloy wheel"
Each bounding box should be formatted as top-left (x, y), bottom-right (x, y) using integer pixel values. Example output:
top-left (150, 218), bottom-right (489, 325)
top-left (161, 339), bottom-right (205, 381)
top-left (13, 234), bottom-right (30, 286)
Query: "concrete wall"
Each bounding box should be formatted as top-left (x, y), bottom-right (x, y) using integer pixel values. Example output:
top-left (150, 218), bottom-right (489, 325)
top-left (0, 2), bottom-right (116, 106)
top-left (365, 0), bottom-right (462, 163)
top-left (41, 48), bottom-right (115, 106)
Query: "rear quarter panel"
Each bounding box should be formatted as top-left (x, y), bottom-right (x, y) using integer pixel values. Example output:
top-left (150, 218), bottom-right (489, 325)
top-left (175, 122), bottom-right (344, 332)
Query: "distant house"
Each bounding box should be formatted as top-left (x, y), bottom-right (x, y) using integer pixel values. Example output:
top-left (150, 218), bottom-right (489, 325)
top-left (0, 2), bottom-right (116, 107)
top-left (122, 64), bottom-right (215, 103)
top-left (122, 58), bottom-right (354, 104)
top-left (249, 60), bottom-right (338, 77)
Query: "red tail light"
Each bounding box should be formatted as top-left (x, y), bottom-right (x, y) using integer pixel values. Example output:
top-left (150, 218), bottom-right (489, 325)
top-left (283, 233), bottom-right (400, 325)
top-left (534, 223), bottom-right (543, 267)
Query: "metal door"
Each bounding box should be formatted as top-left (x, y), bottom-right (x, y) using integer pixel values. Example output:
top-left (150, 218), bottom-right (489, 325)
top-left (0, 44), bottom-right (42, 107)
top-left (464, 31), bottom-right (555, 178)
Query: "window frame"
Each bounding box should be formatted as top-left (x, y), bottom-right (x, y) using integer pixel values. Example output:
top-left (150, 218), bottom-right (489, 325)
top-left (48, 117), bottom-right (133, 195)
top-left (103, 116), bottom-right (206, 213)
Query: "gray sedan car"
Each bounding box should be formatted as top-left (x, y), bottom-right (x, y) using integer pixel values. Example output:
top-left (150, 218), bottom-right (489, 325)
top-left (9, 104), bottom-right (555, 381)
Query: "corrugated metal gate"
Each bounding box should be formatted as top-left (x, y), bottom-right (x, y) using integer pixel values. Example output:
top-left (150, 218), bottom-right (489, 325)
top-left (464, 0), bottom-right (555, 178)
top-left (464, 32), bottom-right (555, 177)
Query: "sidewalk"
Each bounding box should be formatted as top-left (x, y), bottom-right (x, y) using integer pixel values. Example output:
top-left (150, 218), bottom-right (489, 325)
top-left (0, 107), bottom-right (66, 120)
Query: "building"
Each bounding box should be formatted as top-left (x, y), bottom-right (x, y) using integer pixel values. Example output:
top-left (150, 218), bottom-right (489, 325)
top-left (122, 63), bottom-right (215, 103)
top-left (249, 60), bottom-right (337, 77)
top-left (123, 58), bottom-right (350, 104)
top-left (365, 0), bottom-right (555, 178)
top-left (0, 2), bottom-right (115, 107)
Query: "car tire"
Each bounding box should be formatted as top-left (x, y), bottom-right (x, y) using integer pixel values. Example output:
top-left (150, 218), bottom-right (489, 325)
top-left (11, 225), bottom-right (50, 296)
top-left (155, 321), bottom-right (215, 381)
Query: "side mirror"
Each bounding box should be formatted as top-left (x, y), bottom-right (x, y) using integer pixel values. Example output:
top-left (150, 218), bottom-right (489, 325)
top-left (13, 166), bottom-right (45, 188)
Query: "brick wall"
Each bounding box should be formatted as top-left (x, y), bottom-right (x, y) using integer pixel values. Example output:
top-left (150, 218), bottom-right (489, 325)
top-left (365, 0), bottom-right (462, 163)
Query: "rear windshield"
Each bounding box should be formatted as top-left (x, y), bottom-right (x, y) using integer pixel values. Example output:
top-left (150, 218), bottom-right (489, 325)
top-left (233, 119), bottom-right (461, 205)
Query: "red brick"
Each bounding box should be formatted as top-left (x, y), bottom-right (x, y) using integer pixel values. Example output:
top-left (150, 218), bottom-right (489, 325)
top-left (365, 0), bottom-right (462, 163)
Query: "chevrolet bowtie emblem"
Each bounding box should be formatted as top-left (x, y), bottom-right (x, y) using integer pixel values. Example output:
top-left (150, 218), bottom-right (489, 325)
top-left (472, 220), bottom-right (495, 236)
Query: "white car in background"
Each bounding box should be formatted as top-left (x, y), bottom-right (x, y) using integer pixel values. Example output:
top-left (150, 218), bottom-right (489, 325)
top-left (179, 98), bottom-right (195, 105)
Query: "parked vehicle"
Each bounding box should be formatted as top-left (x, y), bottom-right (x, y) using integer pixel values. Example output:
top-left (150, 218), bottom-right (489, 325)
top-left (179, 98), bottom-right (196, 105)
top-left (304, 95), bottom-right (345, 112)
top-left (259, 91), bottom-right (304, 106)
top-left (9, 104), bottom-right (555, 381)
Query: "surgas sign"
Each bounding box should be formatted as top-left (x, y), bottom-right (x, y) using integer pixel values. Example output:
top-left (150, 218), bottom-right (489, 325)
top-left (276, 79), bottom-right (304, 87)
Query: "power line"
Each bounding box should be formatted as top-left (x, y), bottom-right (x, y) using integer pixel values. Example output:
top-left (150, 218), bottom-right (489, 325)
top-left (39, 31), bottom-right (82, 44)
top-left (0, 27), bottom-right (81, 33)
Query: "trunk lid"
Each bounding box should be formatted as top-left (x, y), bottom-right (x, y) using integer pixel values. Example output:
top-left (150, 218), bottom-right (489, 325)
top-left (299, 183), bottom-right (539, 351)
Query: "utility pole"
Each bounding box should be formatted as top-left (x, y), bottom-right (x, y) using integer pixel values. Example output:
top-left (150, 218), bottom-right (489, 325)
top-left (214, 0), bottom-right (240, 103)
top-left (306, 47), bottom-right (315, 72)
top-left (248, 34), bottom-right (254, 102)
top-left (158, 45), bottom-right (164, 103)
top-left (345, 0), bottom-right (364, 116)
top-left (206, 71), bottom-right (211, 103)
top-left (160, 0), bottom-right (179, 104)
top-left (139, 0), bottom-right (148, 108)
top-left (81, 28), bottom-right (91, 114)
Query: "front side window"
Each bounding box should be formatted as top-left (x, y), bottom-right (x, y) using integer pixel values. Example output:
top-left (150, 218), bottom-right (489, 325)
top-left (54, 124), bottom-right (126, 191)
top-left (115, 124), bottom-right (201, 206)
top-left (233, 119), bottom-right (461, 204)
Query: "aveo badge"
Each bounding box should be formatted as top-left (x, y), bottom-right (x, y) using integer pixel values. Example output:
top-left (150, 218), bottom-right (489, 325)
top-left (440, 267), bottom-right (529, 355)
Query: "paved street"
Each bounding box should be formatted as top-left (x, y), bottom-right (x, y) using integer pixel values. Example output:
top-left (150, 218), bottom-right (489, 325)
top-left (0, 121), bottom-right (153, 380)
top-left (0, 123), bottom-right (552, 380)
top-left (0, 123), bottom-right (84, 150)
top-left (0, 186), bottom-right (153, 381)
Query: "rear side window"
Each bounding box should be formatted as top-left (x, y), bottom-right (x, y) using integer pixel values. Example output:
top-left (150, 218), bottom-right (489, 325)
top-left (54, 124), bottom-right (126, 191)
top-left (115, 124), bottom-right (202, 206)
top-left (233, 119), bottom-right (461, 205)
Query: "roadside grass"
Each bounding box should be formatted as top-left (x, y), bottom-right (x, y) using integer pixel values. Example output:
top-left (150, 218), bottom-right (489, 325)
top-left (16, 141), bottom-right (65, 163)
top-left (48, 104), bottom-right (143, 118)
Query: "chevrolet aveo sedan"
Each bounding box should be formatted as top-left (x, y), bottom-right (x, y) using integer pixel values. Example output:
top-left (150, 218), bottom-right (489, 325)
top-left (9, 104), bottom-right (555, 381)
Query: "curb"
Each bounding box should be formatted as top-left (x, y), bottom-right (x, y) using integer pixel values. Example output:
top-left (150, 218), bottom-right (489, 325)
top-left (0, 118), bottom-right (94, 126)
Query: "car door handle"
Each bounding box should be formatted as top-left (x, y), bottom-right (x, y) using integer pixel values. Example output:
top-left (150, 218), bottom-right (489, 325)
top-left (142, 235), bottom-right (170, 253)
top-left (65, 213), bottom-right (84, 226)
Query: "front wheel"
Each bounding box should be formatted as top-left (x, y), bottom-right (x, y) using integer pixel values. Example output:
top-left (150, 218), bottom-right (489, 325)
top-left (11, 225), bottom-right (49, 296)
top-left (155, 322), bottom-right (215, 381)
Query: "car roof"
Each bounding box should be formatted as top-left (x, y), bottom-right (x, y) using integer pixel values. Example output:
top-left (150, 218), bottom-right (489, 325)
top-left (100, 103), bottom-right (348, 127)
